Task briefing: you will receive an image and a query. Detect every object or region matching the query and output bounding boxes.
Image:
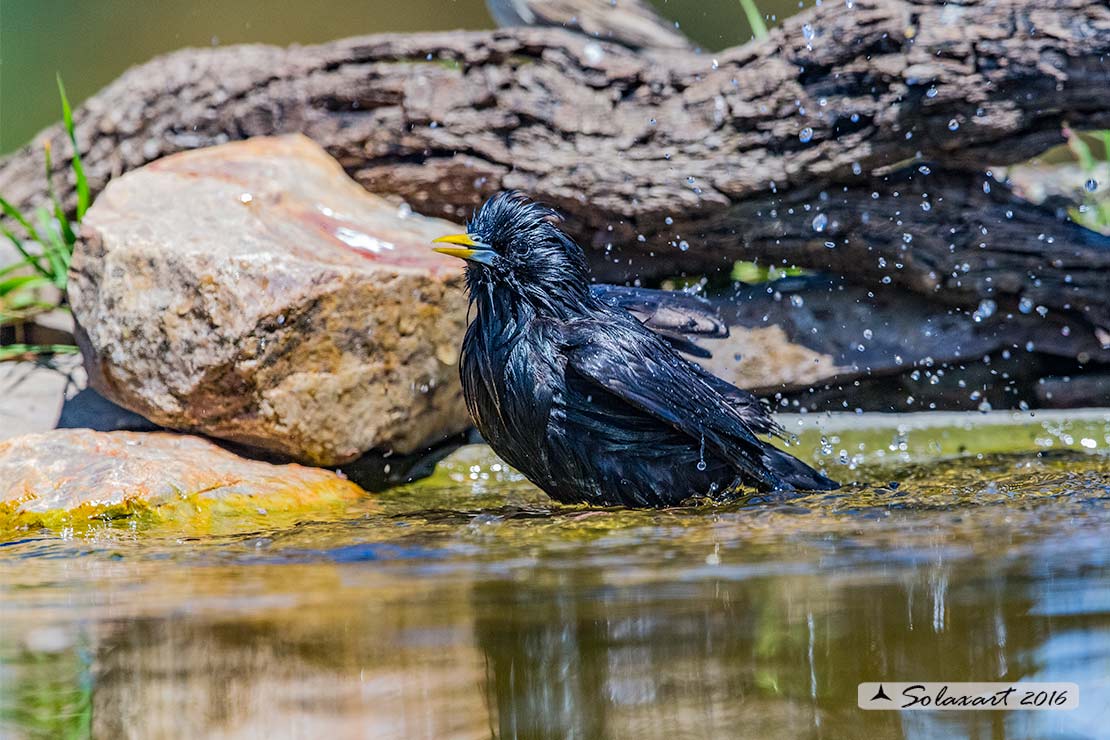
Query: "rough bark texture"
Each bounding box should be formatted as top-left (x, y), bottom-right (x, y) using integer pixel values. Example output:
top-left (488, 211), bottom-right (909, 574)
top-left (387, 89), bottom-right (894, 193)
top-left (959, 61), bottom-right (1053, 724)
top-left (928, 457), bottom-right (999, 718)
top-left (1, 0), bottom-right (1108, 353)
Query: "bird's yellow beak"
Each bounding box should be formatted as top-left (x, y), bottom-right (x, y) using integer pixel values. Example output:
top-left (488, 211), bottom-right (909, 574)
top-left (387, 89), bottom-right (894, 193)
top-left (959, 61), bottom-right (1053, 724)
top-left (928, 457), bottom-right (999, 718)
top-left (432, 233), bottom-right (497, 265)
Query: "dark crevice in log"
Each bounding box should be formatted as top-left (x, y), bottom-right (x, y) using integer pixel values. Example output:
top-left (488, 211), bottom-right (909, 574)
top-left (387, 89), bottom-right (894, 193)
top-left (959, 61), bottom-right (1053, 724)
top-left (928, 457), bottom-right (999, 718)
top-left (683, 169), bottom-right (1110, 352)
top-left (698, 276), bottom-right (1107, 411)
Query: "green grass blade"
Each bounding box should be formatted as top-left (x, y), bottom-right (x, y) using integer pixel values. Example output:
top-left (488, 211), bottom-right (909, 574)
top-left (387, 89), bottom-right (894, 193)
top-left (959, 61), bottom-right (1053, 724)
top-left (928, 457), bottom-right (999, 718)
top-left (0, 224), bottom-right (52, 281)
top-left (1065, 128), bottom-right (1096, 172)
top-left (42, 141), bottom-right (77, 248)
top-left (0, 261), bottom-right (31, 279)
top-left (0, 274), bottom-right (51, 297)
top-left (57, 74), bottom-right (90, 221)
top-left (0, 343), bottom-right (79, 361)
top-left (738, 0), bottom-right (769, 39)
top-left (3, 293), bottom-right (52, 313)
top-left (33, 208), bottom-right (70, 289)
top-left (0, 195), bottom-right (44, 245)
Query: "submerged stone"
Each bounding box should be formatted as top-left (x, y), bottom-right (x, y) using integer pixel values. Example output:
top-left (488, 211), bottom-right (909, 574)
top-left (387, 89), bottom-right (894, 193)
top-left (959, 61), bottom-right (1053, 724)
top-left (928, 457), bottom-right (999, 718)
top-left (0, 429), bottom-right (366, 528)
top-left (69, 135), bottom-right (471, 466)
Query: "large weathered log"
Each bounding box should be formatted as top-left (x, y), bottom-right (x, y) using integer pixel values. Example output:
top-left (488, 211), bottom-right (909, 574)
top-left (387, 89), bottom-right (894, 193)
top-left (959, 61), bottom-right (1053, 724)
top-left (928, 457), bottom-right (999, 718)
top-left (1, 0), bottom-right (1108, 346)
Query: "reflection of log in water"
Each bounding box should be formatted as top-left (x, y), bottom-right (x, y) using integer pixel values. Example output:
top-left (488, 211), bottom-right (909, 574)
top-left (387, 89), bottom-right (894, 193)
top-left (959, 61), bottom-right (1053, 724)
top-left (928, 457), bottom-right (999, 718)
top-left (470, 561), bottom-right (1054, 738)
top-left (0, 0), bottom-right (1107, 400)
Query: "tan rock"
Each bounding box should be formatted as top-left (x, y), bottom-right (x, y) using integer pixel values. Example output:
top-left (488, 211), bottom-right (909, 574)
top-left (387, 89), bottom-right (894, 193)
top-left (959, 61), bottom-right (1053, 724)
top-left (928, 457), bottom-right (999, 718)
top-left (696, 324), bottom-right (849, 391)
top-left (0, 429), bottom-right (365, 526)
top-left (69, 135), bottom-right (470, 465)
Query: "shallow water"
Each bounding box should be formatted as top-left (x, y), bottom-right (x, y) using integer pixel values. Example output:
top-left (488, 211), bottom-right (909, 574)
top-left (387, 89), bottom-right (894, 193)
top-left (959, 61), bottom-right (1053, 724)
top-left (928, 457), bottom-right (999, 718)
top-left (2, 412), bottom-right (1110, 739)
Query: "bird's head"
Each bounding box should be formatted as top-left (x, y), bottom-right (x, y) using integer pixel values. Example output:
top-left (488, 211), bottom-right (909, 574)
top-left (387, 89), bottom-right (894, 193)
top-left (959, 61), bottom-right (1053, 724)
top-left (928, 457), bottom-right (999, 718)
top-left (433, 191), bottom-right (591, 310)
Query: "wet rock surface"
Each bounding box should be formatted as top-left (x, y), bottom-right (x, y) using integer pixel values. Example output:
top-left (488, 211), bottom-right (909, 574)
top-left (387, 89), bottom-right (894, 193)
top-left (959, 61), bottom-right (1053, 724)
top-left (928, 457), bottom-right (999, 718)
top-left (69, 135), bottom-right (471, 466)
top-left (0, 429), bottom-right (365, 524)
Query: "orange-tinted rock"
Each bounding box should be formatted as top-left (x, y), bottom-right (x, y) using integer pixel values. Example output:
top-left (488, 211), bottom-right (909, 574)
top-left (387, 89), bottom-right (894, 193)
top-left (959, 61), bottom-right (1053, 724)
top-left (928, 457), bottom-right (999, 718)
top-left (69, 135), bottom-right (470, 465)
top-left (0, 430), bottom-right (365, 524)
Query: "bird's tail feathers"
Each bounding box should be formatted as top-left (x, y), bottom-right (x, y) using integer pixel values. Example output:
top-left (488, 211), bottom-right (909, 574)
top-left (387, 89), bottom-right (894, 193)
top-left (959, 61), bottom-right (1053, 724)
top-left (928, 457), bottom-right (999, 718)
top-left (760, 442), bottom-right (840, 491)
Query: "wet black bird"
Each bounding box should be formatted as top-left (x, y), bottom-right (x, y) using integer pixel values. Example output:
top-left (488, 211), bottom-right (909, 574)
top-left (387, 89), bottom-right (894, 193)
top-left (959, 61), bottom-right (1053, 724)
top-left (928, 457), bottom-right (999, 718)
top-left (433, 192), bottom-right (838, 507)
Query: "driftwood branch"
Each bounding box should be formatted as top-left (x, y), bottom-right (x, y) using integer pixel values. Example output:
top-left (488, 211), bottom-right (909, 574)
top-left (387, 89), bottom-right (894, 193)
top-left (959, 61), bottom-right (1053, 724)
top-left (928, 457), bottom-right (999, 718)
top-left (1, 0), bottom-right (1108, 358)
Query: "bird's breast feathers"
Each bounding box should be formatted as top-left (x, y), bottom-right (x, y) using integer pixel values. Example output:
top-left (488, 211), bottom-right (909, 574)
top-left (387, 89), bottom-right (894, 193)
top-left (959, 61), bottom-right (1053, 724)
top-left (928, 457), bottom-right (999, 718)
top-left (460, 317), bottom-right (563, 453)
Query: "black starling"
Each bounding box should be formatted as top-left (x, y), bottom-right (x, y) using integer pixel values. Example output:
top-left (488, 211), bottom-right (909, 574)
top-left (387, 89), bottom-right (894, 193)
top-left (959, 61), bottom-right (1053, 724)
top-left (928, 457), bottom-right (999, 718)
top-left (433, 192), bottom-right (839, 507)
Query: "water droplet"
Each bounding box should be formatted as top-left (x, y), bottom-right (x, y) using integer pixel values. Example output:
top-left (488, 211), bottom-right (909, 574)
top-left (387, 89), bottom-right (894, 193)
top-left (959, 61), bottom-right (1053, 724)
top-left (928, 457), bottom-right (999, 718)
top-left (972, 299), bottom-right (996, 323)
top-left (824, 241), bottom-right (836, 249)
top-left (239, 192), bottom-right (253, 204)
top-left (947, 119), bottom-right (959, 131)
top-left (1018, 297), bottom-right (1034, 314)
top-left (811, 213), bottom-right (828, 232)
top-left (851, 162), bottom-right (862, 175)
top-left (918, 165), bottom-right (931, 175)
top-left (1085, 178), bottom-right (1099, 192)
top-left (926, 86), bottom-right (938, 98)
top-left (799, 127), bottom-right (814, 143)
top-left (678, 240), bottom-right (690, 252)
top-left (802, 23), bottom-right (815, 41)
top-left (665, 216), bottom-right (674, 225)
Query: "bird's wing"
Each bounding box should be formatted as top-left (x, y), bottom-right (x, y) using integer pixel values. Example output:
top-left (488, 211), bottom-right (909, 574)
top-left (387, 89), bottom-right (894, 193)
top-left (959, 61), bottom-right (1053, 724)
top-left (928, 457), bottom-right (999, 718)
top-left (564, 319), bottom-right (783, 488)
top-left (589, 284), bottom-right (726, 358)
top-left (686, 362), bottom-right (784, 438)
top-left (590, 285), bottom-right (727, 336)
